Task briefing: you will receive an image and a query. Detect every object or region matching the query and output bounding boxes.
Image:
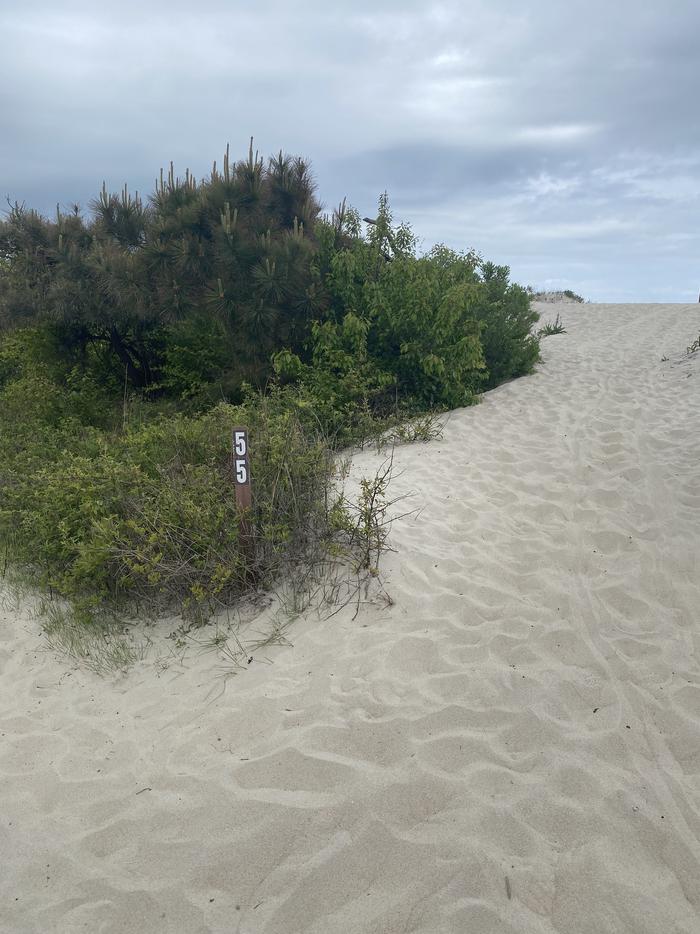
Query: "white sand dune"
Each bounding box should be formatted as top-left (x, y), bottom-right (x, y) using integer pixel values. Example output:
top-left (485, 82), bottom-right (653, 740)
top-left (2, 303), bottom-right (700, 933)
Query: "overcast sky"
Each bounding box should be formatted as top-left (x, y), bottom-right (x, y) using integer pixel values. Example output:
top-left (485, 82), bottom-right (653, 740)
top-left (2, 0), bottom-right (699, 301)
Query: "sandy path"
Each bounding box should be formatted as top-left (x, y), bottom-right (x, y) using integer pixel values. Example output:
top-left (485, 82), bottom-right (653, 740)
top-left (1, 303), bottom-right (700, 933)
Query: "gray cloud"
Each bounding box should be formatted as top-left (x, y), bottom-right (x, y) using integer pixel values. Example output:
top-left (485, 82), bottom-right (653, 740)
top-left (1, 0), bottom-right (698, 300)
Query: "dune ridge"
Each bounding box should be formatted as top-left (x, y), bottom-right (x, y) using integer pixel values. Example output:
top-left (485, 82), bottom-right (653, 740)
top-left (2, 302), bottom-right (700, 933)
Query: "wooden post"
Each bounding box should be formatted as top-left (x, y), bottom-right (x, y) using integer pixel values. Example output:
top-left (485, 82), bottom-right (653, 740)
top-left (232, 428), bottom-right (253, 561)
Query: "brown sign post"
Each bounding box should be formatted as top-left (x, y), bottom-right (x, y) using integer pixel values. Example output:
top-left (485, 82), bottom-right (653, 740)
top-left (232, 428), bottom-right (253, 559)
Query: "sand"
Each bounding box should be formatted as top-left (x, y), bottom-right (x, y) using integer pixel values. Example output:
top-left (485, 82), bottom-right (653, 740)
top-left (2, 302), bottom-right (700, 934)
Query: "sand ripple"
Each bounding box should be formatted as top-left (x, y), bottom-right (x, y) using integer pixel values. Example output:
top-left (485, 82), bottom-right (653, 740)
top-left (2, 303), bottom-right (700, 932)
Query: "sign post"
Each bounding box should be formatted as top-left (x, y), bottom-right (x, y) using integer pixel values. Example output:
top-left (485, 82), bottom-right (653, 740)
top-left (232, 428), bottom-right (253, 557)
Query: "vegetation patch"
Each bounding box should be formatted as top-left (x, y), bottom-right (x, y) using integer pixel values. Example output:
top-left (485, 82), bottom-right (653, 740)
top-left (0, 142), bottom-right (542, 654)
top-left (529, 288), bottom-right (584, 304)
top-left (537, 313), bottom-right (567, 337)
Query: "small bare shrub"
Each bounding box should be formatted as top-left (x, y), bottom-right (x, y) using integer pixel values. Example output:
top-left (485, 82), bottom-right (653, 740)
top-left (537, 313), bottom-right (567, 337)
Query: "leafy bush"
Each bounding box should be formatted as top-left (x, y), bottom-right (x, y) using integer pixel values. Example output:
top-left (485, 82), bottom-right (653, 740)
top-left (475, 262), bottom-right (540, 387)
top-left (1, 389), bottom-right (355, 623)
top-left (273, 199), bottom-right (539, 422)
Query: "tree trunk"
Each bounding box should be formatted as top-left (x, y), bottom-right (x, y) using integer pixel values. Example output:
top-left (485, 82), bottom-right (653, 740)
top-left (108, 326), bottom-right (149, 388)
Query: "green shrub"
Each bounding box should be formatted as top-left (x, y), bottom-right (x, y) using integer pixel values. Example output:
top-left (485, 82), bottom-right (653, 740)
top-left (276, 207), bottom-right (539, 415)
top-left (365, 257), bottom-right (486, 408)
top-left (475, 262), bottom-right (540, 387)
top-left (3, 449), bottom-right (144, 600)
top-left (1, 399), bottom-right (326, 617)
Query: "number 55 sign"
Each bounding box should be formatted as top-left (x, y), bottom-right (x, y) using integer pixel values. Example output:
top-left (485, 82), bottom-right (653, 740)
top-left (232, 428), bottom-right (252, 511)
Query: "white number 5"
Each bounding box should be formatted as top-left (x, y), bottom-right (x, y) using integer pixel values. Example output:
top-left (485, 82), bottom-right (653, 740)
top-left (234, 431), bottom-right (247, 457)
top-left (235, 460), bottom-right (248, 484)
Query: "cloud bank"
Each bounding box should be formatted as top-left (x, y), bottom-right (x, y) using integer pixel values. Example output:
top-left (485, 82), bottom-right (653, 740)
top-left (2, 0), bottom-right (699, 300)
